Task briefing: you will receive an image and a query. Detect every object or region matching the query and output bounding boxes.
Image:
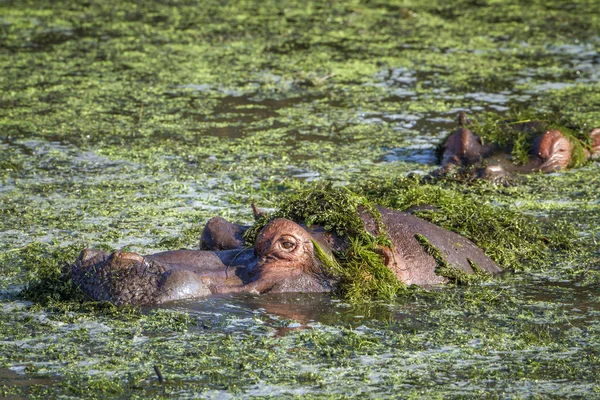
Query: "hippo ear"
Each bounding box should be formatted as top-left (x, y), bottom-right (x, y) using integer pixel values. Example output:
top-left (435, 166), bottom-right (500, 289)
top-left (532, 130), bottom-right (572, 172)
top-left (457, 111), bottom-right (471, 127)
top-left (200, 216), bottom-right (246, 251)
top-left (251, 203), bottom-right (267, 220)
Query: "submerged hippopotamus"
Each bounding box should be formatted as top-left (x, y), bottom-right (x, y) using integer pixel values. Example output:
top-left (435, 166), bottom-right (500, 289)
top-left (437, 112), bottom-right (600, 181)
top-left (72, 207), bottom-right (502, 305)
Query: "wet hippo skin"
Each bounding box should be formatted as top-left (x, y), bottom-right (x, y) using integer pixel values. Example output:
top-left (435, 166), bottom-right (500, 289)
top-left (72, 207), bottom-right (501, 305)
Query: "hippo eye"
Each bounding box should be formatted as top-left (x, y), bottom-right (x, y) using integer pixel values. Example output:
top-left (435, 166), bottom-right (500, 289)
top-left (278, 236), bottom-right (297, 251)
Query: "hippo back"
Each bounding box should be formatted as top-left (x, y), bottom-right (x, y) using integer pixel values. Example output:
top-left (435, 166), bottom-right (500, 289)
top-left (361, 207), bottom-right (502, 286)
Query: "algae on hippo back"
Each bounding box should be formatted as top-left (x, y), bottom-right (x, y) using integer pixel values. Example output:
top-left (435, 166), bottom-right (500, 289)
top-left (238, 181), bottom-right (575, 300)
top-left (358, 178), bottom-right (575, 268)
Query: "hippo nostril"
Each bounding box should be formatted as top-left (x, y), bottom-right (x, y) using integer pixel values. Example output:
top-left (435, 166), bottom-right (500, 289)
top-left (76, 249), bottom-right (107, 268)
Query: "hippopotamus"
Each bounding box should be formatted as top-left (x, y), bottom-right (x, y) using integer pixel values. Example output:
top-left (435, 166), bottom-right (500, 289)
top-left (437, 112), bottom-right (600, 181)
top-left (71, 207), bottom-right (502, 305)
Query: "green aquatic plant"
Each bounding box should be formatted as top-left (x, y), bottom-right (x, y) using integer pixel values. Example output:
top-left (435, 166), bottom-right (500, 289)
top-left (0, 0), bottom-right (599, 397)
top-left (15, 181), bottom-right (578, 304)
top-left (312, 237), bottom-right (407, 301)
top-left (245, 184), bottom-right (401, 301)
top-left (244, 183), bottom-right (386, 244)
top-left (17, 243), bottom-right (87, 305)
top-left (414, 233), bottom-right (490, 285)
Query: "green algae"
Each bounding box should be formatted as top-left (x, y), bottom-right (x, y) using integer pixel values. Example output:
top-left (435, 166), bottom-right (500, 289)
top-left (16, 243), bottom-right (87, 304)
top-left (358, 177), bottom-right (575, 271)
top-left (245, 184), bottom-right (384, 242)
top-left (240, 182), bottom-right (576, 300)
top-left (414, 233), bottom-right (491, 285)
top-left (1, 0), bottom-right (600, 397)
top-left (312, 236), bottom-right (407, 301)
top-left (3, 275), bottom-right (599, 399)
top-left (244, 184), bottom-right (403, 300)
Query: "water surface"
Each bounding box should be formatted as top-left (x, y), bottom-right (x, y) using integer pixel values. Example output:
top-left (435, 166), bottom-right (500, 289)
top-left (1, 0), bottom-right (599, 397)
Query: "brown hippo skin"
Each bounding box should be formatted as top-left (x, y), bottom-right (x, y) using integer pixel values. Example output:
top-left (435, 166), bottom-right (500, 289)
top-left (72, 208), bottom-right (501, 305)
top-left (589, 128), bottom-right (600, 160)
top-left (362, 207), bottom-right (501, 285)
top-left (199, 216), bottom-right (248, 251)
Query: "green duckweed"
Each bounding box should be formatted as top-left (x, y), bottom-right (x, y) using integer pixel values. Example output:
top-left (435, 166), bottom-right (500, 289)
top-left (359, 177), bottom-right (575, 271)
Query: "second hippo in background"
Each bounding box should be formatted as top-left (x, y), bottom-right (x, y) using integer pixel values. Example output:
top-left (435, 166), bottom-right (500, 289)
top-left (435, 111), bottom-right (600, 182)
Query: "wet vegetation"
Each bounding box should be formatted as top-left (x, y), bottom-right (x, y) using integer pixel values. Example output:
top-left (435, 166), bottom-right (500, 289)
top-left (245, 185), bottom-right (407, 300)
top-left (358, 178), bottom-right (576, 269)
top-left (1, 0), bottom-right (600, 397)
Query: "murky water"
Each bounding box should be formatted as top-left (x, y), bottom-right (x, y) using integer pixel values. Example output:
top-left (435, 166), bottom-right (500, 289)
top-left (0, 368), bottom-right (56, 400)
top-left (161, 292), bottom-right (412, 329)
top-left (1, 0), bottom-right (600, 398)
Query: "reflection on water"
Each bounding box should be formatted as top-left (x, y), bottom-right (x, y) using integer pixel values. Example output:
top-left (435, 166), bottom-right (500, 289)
top-left (160, 292), bottom-right (413, 329)
top-left (159, 274), bottom-right (600, 336)
top-left (0, 367), bottom-right (57, 399)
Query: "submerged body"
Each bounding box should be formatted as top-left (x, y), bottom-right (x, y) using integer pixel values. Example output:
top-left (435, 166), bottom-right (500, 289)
top-left (72, 207), bottom-right (501, 305)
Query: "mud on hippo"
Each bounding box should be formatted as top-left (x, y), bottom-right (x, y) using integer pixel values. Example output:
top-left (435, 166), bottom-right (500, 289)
top-left (72, 205), bottom-right (502, 306)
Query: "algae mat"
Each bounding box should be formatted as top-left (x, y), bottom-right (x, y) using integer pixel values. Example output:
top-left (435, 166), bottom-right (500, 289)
top-left (1, 0), bottom-right (599, 398)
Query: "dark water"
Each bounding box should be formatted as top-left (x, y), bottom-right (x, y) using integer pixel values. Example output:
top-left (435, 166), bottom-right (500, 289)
top-left (161, 292), bottom-right (412, 328)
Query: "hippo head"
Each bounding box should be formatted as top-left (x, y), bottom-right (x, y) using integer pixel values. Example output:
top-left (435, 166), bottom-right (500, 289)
top-left (248, 219), bottom-right (330, 293)
top-left (532, 129), bottom-right (572, 172)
